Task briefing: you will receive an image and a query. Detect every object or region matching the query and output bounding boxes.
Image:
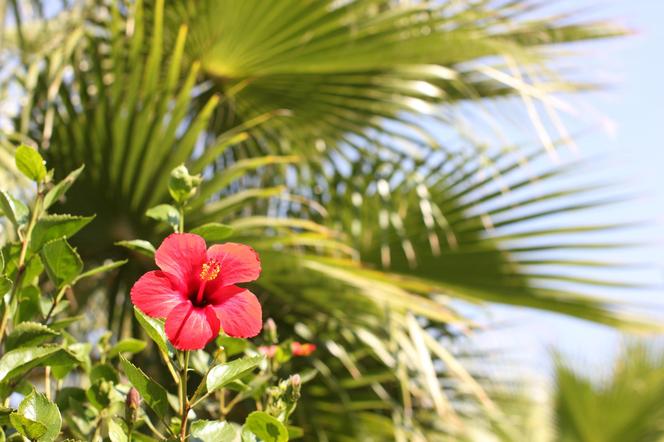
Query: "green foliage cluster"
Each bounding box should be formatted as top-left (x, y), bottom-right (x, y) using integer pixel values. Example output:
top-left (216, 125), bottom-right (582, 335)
top-left (0, 149), bottom-right (310, 441)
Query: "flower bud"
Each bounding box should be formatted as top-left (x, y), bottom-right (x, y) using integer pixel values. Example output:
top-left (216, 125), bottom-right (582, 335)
top-left (168, 164), bottom-right (202, 204)
top-left (258, 345), bottom-right (278, 358)
top-left (125, 387), bottom-right (141, 424)
top-left (264, 318), bottom-right (278, 343)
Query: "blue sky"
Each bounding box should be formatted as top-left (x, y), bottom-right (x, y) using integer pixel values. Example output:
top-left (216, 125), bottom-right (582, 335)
top-left (479, 0), bottom-right (664, 373)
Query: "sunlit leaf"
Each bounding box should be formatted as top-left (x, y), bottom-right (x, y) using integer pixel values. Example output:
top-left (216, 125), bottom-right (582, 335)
top-left (115, 240), bottom-right (156, 258)
top-left (243, 411), bottom-right (288, 442)
top-left (5, 322), bottom-right (59, 352)
top-left (15, 145), bottom-right (47, 182)
top-left (206, 356), bottom-right (263, 394)
top-left (108, 338), bottom-right (146, 359)
top-left (191, 420), bottom-right (238, 442)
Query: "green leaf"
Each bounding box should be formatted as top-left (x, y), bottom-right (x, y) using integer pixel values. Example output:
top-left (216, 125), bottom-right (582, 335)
top-left (31, 215), bottom-right (95, 251)
top-left (119, 356), bottom-right (169, 417)
top-left (134, 308), bottom-right (172, 356)
top-left (0, 405), bottom-right (13, 425)
top-left (0, 346), bottom-right (77, 384)
top-left (108, 338), bottom-right (147, 358)
top-left (146, 204), bottom-right (180, 232)
top-left (15, 145), bottom-right (47, 182)
top-left (0, 277), bottom-right (11, 297)
top-left (108, 418), bottom-right (129, 442)
top-left (16, 286), bottom-right (41, 323)
top-left (90, 363), bottom-right (119, 384)
top-left (86, 381), bottom-right (111, 410)
top-left (2, 244), bottom-right (42, 287)
top-left (5, 322), bottom-right (59, 352)
top-left (9, 413), bottom-right (47, 440)
top-left (216, 336), bottom-right (248, 357)
top-left (191, 420), bottom-right (238, 442)
top-left (74, 259), bottom-right (127, 283)
top-left (115, 240), bottom-right (156, 258)
top-left (13, 391), bottom-right (62, 442)
top-left (49, 315), bottom-right (84, 331)
top-left (287, 426), bottom-right (304, 439)
top-left (190, 223), bottom-right (234, 242)
top-left (41, 238), bottom-right (83, 287)
top-left (0, 191), bottom-right (29, 228)
top-left (206, 356), bottom-right (263, 394)
top-left (43, 165), bottom-right (85, 209)
top-left (243, 411), bottom-right (288, 442)
top-left (63, 343), bottom-right (92, 375)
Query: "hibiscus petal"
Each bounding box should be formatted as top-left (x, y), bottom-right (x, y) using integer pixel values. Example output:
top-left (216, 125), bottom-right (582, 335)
top-left (155, 233), bottom-right (207, 289)
top-left (165, 301), bottom-right (220, 350)
top-left (208, 285), bottom-right (262, 338)
top-left (130, 270), bottom-right (186, 318)
top-left (206, 243), bottom-right (261, 286)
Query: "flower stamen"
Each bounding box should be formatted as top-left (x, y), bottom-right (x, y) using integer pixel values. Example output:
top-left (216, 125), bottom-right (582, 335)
top-left (196, 259), bottom-right (222, 304)
top-left (200, 259), bottom-right (222, 282)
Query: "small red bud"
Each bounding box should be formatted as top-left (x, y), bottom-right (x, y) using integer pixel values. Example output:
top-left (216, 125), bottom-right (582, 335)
top-left (126, 387), bottom-right (141, 423)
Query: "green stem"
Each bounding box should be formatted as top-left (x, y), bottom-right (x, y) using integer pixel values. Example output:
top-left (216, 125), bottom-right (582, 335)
top-left (178, 204), bottom-right (185, 233)
top-left (179, 350), bottom-right (190, 442)
top-left (0, 183), bottom-right (43, 345)
top-left (143, 415), bottom-right (168, 441)
top-left (189, 347), bottom-right (223, 406)
top-left (44, 285), bottom-right (69, 324)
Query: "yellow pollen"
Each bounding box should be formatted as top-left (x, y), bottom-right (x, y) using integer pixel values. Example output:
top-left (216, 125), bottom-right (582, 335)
top-left (200, 259), bottom-right (221, 282)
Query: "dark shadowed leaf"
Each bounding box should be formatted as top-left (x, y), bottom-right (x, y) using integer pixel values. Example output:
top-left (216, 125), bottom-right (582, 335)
top-left (43, 165), bottom-right (85, 209)
top-left (31, 215), bottom-right (95, 251)
top-left (41, 238), bottom-right (83, 287)
top-left (0, 277), bottom-right (11, 296)
top-left (74, 259), bottom-right (127, 283)
top-left (90, 363), bottom-right (119, 384)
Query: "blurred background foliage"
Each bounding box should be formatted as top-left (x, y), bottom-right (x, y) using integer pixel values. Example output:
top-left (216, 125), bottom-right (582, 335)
top-left (0, 0), bottom-right (658, 440)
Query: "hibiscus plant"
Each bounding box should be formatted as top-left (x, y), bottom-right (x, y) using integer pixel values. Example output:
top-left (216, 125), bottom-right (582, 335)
top-left (0, 146), bottom-right (310, 441)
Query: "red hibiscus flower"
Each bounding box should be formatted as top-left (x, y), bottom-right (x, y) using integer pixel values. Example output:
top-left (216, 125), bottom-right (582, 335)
top-left (130, 233), bottom-right (262, 350)
top-left (291, 342), bottom-right (316, 356)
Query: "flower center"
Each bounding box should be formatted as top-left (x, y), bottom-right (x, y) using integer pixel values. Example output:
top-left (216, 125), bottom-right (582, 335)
top-left (195, 259), bottom-right (222, 305)
top-left (200, 259), bottom-right (221, 282)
